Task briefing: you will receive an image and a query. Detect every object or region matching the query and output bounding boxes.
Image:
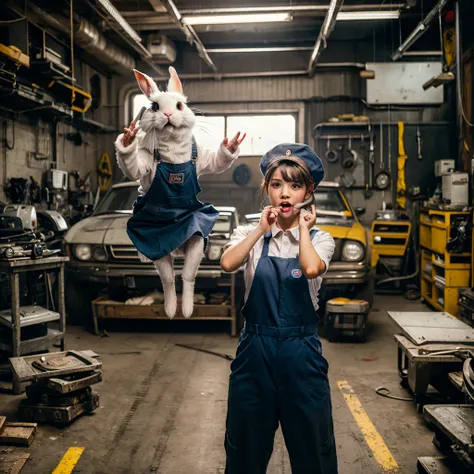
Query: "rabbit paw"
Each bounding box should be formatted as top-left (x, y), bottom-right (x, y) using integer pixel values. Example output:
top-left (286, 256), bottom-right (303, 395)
top-left (181, 280), bottom-right (195, 318)
top-left (163, 283), bottom-right (177, 319)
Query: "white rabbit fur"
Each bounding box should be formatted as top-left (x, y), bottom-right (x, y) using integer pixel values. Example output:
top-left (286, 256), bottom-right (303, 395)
top-left (115, 67), bottom-right (239, 319)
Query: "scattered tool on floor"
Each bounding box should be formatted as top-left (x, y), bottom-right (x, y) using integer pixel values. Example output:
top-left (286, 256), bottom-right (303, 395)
top-left (174, 343), bottom-right (234, 361)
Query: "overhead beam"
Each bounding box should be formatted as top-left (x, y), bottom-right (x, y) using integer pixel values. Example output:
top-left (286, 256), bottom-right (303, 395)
top-left (392, 0), bottom-right (450, 60)
top-left (155, 0), bottom-right (217, 73)
top-left (308, 0), bottom-right (345, 76)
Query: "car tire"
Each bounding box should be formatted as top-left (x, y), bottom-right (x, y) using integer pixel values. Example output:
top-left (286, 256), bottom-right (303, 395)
top-left (65, 275), bottom-right (97, 328)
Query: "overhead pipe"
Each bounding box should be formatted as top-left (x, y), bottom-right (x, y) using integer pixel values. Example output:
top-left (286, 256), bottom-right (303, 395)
top-left (158, 0), bottom-right (217, 73)
top-left (308, 0), bottom-right (345, 77)
top-left (18, 2), bottom-right (157, 76)
top-left (176, 62), bottom-right (365, 80)
top-left (392, 0), bottom-right (450, 60)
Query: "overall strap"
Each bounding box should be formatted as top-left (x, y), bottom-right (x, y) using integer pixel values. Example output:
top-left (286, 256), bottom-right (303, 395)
top-left (261, 231), bottom-right (272, 257)
top-left (191, 137), bottom-right (198, 162)
top-left (310, 228), bottom-right (318, 239)
top-left (153, 148), bottom-right (161, 163)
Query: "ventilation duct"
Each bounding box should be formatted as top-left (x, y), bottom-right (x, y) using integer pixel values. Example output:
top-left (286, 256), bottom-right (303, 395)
top-left (74, 18), bottom-right (136, 74)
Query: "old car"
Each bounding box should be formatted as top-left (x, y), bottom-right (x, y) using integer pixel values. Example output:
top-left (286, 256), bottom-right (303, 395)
top-left (245, 181), bottom-right (374, 309)
top-left (63, 180), bottom-right (241, 324)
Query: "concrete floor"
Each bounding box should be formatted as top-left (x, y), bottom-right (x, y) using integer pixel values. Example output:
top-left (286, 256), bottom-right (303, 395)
top-left (1, 294), bottom-right (441, 474)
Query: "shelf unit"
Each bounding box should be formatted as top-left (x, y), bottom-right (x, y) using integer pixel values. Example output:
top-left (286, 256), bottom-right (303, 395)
top-left (0, 257), bottom-right (69, 357)
top-left (92, 272), bottom-right (239, 336)
top-left (420, 209), bottom-right (472, 315)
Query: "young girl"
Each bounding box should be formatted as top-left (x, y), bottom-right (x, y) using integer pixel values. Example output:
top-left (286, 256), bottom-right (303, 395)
top-left (220, 143), bottom-right (337, 474)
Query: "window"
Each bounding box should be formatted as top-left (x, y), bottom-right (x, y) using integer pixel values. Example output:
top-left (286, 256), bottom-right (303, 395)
top-left (193, 115), bottom-right (225, 151)
top-left (227, 115), bottom-right (296, 155)
top-left (131, 95), bottom-right (296, 155)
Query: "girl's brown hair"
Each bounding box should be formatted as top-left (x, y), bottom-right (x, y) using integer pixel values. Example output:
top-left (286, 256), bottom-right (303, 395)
top-left (260, 159), bottom-right (314, 197)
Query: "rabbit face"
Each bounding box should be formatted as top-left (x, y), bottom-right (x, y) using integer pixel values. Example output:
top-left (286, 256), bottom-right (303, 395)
top-left (139, 91), bottom-right (196, 137)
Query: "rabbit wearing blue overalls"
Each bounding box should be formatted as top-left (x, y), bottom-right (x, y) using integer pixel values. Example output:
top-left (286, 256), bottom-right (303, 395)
top-left (115, 67), bottom-right (245, 318)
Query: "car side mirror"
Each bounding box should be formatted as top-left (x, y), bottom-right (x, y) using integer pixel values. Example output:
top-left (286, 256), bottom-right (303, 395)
top-left (355, 207), bottom-right (365, 216)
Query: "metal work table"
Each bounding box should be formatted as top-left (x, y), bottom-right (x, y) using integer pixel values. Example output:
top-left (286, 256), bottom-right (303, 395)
top-left (388, 311), bottom-right (474, 345)
top-left (394, 334), bottom-right (467, 398)
top-left (388, 312), bottom-right (474, 402)
top-left (0, 256), bottom-right (69, 357)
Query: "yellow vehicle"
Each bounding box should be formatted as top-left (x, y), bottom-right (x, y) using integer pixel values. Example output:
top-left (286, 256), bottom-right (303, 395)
top-left (245, 181), bottom-right (374, 308)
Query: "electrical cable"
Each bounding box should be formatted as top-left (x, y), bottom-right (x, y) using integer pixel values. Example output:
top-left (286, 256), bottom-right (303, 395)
top-left (375, 386), bottom-right (413, 401)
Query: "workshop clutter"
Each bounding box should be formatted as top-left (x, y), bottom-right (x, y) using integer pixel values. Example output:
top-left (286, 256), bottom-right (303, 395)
top-left (9, 350), bottom-right (102, 424)
top-left (389, 311), bottom-right (474, 472)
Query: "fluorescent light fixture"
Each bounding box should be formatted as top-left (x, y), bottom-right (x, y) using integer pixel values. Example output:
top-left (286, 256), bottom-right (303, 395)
top-left (337, 11), bottom-right (400, 21)
top-left (182, 13), bottom-right (293, 25)
top-left (207, 46), bottom-right (312, 53)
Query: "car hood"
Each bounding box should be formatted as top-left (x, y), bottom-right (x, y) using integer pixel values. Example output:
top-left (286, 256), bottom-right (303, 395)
top-left (64, 214), bottom-right (133, 245)
top-left (318, 221), bottom-right (366, 244)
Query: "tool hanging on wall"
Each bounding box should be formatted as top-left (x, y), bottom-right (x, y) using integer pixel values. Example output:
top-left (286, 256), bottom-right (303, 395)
top-left (416, 126), bottom-right (423, 161)
top-left (97, 153), bottom-right (112, 191)
top-left (365, 126), bottom-right (375, 199)
top-left (374, 122), bottom-right (391, 192)
top-left (325, 137), bottom-right (339, 163)
top-left (397, 121), bottom-right (407, 209)
top-left (342, 135), bottom-right (358, 169)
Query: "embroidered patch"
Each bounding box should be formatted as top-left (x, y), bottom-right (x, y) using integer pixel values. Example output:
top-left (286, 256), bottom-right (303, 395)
top-left (169, 173), bottom-right (184, 184)
top-left (291, 269), bottom-right (302, 279)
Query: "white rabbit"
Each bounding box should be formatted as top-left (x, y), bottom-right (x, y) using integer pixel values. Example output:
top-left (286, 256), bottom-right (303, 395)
top-left (114, 66), bottom-right (245, 319)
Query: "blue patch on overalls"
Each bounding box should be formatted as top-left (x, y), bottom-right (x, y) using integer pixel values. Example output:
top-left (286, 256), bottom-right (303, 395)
top-left (126, 137), bottom-right (219, 261)
top-left (291, 268), bottom-right (302, 278)
top-left (169, 173), bottom-right (184, 184)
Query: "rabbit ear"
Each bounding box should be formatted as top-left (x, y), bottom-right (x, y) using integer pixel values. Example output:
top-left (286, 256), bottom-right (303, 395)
top-left (167, 66), bottom-right (183, 94)
top-left (133, 69), bottom-right (160, 98)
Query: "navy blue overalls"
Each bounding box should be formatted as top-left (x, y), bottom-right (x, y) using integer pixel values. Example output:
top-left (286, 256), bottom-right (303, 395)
top-left (127, 139), bottom-right (219, 261)
top-left (225, 230), bottom-right (338, 474)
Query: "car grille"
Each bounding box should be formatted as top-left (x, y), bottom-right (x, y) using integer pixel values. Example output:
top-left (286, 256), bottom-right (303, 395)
top-left (109, 245), bottom-right (142, 262)
top-left (107, 245), bottom-right (196, 268)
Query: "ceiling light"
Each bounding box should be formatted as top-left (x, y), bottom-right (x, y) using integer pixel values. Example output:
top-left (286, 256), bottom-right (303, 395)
top-left (337, 11), bottom-right (400, 21)
top-left (182, 13), bottom-right (293, 25)
top-left (207, 46), bottom-right (312, 53)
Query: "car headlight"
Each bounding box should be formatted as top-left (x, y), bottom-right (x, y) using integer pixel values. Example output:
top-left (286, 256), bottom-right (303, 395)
top-left (92, 246), bottom-right (108, 261)
top-left (207, 245), bottom-right (222, 261)
top-left (74, 244), bottom-right (92, 261)
top-left (342, 240), bottom-right (364, 262)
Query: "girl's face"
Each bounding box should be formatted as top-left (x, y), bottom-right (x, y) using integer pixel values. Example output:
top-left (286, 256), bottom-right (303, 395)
top-left (267, 168), bottom-right (312, 220)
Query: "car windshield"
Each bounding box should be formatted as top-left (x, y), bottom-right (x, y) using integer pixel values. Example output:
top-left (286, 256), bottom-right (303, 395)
top-left (314, 189), bottom-right (349, 214)
top-left (93, 186), bottom-right (137, 215)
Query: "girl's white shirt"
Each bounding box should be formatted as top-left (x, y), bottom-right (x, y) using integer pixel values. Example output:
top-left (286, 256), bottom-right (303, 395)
top-left (225, 223), bottom-right (335, 311)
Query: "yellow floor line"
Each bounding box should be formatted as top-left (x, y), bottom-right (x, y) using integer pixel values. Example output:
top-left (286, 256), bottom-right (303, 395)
top-left (337, 380), bottom-right (399, 472)
top-left (52, 447), bottom-right (85, 474)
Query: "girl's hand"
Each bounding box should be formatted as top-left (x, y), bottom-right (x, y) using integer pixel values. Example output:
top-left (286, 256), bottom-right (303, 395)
top-left (258, 205), bottom-right (280, 233)
top-left (122, 120), bottom-right (138, 147)
top-left (299, 205), bottom-right (316, 230)
top-left (223, 131), bottom-right (246, 154)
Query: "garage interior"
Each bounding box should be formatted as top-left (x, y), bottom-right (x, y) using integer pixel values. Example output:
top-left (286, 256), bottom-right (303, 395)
top-left (1, 0), bottom-right (474, 473)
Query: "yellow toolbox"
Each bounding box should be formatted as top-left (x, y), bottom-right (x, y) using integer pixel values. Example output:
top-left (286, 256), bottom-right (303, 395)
top-left (420, 209), bottom-right (472, 316)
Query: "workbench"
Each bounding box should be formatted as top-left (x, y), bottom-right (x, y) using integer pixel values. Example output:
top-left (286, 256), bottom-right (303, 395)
top-left (389, 311), bottom-right (474, 402)
top-left (0, 256), bottom-right (69, 357)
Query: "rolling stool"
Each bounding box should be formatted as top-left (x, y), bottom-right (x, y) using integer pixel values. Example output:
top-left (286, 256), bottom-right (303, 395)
top-left (325, 298), bottom-right (370, 342)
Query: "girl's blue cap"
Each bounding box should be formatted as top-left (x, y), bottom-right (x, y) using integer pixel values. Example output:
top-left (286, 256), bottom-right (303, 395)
top-left (260, 143), bottom-right (325, 187)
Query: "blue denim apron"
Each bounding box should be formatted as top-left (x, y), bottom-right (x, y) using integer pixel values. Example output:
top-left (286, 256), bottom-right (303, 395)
top-left (127, 139), bottom-right (219, 261)
top-left (225, 230), bottom-right (338, 474)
